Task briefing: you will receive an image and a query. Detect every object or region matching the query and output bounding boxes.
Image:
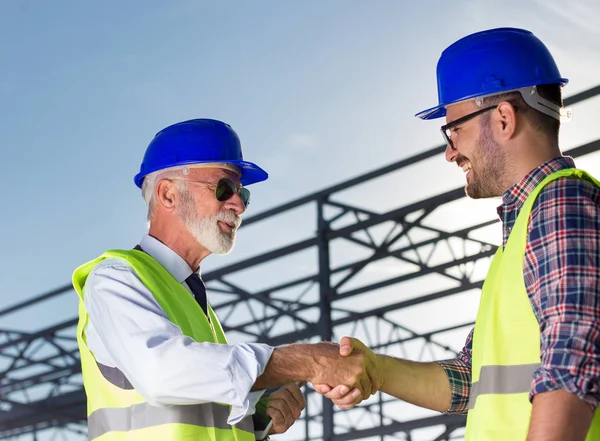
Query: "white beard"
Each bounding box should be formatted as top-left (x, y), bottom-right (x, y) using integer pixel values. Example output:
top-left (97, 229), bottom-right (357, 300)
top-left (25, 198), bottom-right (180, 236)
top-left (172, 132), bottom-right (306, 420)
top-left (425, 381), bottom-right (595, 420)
top-left (186, 211), bottom-right (241, 255)
top-left (177, 185), bottom-right (242, 255)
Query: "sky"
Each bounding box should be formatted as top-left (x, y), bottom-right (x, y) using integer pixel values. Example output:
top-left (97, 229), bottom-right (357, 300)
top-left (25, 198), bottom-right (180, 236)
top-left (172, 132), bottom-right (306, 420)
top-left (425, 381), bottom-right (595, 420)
top-left (1, 0), bottom-right (600, 314)
top-left (1, 1), bottom-right (600, 439)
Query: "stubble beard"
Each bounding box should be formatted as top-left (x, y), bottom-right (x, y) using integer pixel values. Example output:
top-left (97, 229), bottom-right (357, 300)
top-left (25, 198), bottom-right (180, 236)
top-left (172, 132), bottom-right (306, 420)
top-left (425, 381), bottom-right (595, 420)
top-left (465, 121), bottom-right (509, 199)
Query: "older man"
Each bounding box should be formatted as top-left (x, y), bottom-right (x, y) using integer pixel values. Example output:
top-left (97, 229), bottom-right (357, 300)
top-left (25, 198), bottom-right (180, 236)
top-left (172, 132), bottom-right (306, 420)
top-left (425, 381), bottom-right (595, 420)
top-left (73, 119), bottom-right (379, 441)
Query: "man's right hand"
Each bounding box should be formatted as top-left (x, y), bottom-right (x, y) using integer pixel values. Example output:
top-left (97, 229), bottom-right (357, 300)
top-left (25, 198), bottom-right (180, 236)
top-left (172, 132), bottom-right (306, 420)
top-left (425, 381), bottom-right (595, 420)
top-left (313, 336), bottom-right (381, 408)
top-left (252, 338), bottom-right (382, 402)
top-left (310, 336), bottom-right (382, 402)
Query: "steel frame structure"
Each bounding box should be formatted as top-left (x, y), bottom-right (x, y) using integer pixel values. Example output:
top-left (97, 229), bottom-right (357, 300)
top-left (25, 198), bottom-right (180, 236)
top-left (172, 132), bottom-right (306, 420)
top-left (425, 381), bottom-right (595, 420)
top-left (1, 85), bottom-right (599, 440)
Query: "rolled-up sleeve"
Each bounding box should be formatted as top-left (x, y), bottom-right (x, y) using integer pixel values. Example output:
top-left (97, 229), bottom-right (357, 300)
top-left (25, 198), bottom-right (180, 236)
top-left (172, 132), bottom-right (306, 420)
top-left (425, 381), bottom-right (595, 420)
top-left (437, 328), bottom-right (473, 414)
top-left (525, 178), bottom-right (600, 408)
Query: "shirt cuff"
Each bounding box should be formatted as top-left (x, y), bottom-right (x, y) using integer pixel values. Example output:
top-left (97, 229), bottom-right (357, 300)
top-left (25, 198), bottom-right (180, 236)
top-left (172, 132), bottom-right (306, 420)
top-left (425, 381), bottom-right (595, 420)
top-left (531, 366), bottom-right (599, 410)
top-left (437, 359), bottom-right (472, 415)
top-left (226, 343), bottom-right (274, 425)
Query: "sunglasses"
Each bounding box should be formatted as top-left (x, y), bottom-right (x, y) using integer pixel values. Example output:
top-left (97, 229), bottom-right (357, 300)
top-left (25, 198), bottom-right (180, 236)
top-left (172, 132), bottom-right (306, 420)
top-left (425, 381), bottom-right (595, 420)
top-left (440, 105), bottom-right (498, 150)
top-left (181, 178), bottom-right (251, 208)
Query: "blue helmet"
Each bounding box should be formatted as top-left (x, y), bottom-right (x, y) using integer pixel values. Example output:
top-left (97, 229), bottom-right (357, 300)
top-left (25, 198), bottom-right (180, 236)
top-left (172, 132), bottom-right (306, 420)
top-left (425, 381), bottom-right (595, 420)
top-left (134, 119), bottom-right (268, 188)
top-left (416, 28), bottom-right (568, 120)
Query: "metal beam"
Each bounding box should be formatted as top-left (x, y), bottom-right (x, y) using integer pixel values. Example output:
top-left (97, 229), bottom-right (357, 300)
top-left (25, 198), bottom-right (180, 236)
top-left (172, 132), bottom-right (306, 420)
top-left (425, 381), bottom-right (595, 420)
top-left (1, 84), bottom-right (598, 440)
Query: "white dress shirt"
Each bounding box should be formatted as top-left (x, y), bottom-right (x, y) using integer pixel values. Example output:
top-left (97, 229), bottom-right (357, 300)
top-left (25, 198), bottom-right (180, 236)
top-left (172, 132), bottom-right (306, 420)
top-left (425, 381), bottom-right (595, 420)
top-left (83, 234), bottom-right (274, 424)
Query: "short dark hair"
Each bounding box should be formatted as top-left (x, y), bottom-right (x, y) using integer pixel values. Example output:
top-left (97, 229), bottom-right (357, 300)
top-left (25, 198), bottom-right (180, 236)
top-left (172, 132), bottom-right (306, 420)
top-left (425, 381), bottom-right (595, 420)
top-left (481, 84), bottom-right (562, 139)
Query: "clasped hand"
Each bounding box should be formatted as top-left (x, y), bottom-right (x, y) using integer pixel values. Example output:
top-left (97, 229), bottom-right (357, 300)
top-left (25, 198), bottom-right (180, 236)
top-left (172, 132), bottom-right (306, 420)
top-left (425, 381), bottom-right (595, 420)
top-left (313, 336), bottom-right (382, 409)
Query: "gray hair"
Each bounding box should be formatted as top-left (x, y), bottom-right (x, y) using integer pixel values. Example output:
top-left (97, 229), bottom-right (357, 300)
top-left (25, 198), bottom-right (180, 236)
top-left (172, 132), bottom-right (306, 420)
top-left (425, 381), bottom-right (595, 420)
top-left (142, 166), bottom-right (190, 227)
top-left (141, 163), bottom-right (242, 228)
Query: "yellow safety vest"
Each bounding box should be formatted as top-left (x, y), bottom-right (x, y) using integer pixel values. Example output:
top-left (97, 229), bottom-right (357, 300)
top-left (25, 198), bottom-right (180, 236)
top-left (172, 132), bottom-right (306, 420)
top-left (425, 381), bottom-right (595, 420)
top-left (72, 249), bottom-right (256, 441)
top-left (466, 168), bottom-right (600, 440)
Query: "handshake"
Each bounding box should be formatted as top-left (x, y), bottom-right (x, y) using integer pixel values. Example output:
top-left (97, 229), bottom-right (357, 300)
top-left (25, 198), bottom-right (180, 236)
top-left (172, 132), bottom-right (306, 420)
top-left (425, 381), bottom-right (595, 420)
top-left (254, 336), bottom-right (388, 436)
top-left (307, 336), bottom-right (383, 409)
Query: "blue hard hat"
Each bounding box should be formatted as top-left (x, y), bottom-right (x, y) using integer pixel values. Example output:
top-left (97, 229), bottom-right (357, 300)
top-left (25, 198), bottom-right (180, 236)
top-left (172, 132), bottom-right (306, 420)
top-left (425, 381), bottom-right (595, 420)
top-left (134, 119), bottom-right (268, 188)
top-left (416, 28), bottom-right (568, 120)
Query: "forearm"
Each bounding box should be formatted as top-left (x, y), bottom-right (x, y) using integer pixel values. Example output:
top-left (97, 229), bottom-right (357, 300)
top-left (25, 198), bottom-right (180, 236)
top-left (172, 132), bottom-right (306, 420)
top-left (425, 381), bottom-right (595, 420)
top-left (379, 355), bottom-right (452, 413)
top-left (527, 390), bottom-right (593, 441)
top-left (252, 343), bottom-right (322, 390)
top-left (253, 341), bottom-right (374, 393)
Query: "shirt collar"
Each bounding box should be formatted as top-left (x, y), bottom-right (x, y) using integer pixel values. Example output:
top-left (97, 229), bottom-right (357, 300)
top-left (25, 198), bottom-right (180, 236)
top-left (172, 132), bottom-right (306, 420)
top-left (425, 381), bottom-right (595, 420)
top-left (139, 234), bottom-right (195, 283)
top-left (497, 156), bottom-right (576, 217)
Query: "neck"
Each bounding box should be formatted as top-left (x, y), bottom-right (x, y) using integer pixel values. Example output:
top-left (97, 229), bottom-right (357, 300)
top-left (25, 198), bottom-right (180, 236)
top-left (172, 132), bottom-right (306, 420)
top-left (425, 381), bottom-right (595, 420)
top-left (502, 132), bottom-right (561, 192)
top-left (149, 216), bottom-right (211, 271)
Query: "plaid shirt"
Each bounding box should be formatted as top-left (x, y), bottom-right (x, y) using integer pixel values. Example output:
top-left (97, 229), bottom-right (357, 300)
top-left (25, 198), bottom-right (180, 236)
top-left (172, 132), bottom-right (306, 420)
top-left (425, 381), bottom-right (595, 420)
top-left (438, 156), bottom-right (600, 414)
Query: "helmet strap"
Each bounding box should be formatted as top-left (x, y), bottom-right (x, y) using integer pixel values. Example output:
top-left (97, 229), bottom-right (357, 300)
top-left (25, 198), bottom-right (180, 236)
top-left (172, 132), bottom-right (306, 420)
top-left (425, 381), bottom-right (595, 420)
top-left (518, 86), bottom-right (571, 122)
top-left (473, 86), bottom-right (572, 123)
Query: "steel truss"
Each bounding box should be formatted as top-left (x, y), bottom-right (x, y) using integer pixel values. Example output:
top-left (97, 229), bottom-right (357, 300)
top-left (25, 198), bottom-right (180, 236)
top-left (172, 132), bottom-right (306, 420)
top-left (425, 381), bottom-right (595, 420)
top-left (1, 85), bottom-right (599, 440)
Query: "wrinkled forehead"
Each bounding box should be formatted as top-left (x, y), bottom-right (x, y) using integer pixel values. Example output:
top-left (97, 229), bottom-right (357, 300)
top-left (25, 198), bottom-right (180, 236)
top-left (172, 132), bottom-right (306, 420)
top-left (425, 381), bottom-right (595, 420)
top-left (186, 163), bottom-right (242, 183)
top-left (188, 162), bottom-right (241, 176)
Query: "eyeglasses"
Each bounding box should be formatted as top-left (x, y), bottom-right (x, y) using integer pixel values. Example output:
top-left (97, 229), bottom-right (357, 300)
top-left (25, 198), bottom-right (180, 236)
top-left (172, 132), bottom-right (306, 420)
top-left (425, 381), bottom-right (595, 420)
top-left (176, 178), bottom-right (251, 208)
top-left (440, 105), bottom-right (498, 150)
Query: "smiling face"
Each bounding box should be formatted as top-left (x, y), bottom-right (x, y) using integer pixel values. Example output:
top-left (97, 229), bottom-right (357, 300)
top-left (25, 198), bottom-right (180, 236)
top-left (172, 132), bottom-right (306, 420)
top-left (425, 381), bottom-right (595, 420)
top-left (444, 100), bottom-right (510, 199)
top-left (175, 167), bottom-right (245, 255)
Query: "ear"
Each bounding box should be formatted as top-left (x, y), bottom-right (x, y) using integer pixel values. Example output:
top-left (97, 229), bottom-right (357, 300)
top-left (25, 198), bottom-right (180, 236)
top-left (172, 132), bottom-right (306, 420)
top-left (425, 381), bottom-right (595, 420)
top-left (494, 101), bottom-right (518, 141)
top-left (155, 179), bottom-right (178, 212)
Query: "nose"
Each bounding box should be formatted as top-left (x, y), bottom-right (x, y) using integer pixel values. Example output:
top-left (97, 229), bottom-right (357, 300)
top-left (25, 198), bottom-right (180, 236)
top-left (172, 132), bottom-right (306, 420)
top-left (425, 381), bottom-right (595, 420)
top-left (224, 193), bottom-right (245, 216)
top-left (445, 143), bottom-right (458, 163)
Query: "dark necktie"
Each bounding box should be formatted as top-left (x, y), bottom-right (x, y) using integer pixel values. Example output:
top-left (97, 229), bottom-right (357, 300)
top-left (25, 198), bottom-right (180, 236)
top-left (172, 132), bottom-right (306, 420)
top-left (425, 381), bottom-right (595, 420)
top-left (134, 244), bottom-right (209, 317)
top-left (185, 272), bottom-right (208, 316)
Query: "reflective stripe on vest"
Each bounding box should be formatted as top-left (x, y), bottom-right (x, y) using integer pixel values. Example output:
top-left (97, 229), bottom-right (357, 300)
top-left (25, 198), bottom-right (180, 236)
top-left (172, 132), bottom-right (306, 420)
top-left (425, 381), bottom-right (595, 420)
top-left (72, 249), bottom-right (255, 441)
top-left (467, 363), bottom-right (540, 409)
top-left (88, 402), bottom-right (254, 440)
top-left (466, 168), bottom-right (600, 440)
